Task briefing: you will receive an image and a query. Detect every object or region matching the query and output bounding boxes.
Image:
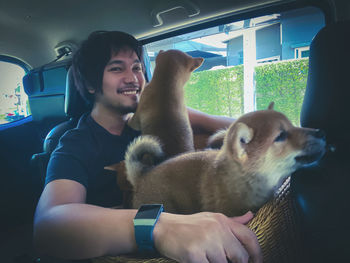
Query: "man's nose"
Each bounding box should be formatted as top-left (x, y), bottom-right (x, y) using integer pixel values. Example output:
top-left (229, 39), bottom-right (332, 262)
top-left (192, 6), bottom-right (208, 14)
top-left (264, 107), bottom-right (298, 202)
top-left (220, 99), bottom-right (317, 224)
top-left (124, 69), bottom-right (138, 83)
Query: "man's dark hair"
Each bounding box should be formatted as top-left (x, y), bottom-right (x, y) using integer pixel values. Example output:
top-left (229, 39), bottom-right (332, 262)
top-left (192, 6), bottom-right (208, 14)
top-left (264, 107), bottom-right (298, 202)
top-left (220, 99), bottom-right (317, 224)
top-left (72, 31), bottom-right (143, 106)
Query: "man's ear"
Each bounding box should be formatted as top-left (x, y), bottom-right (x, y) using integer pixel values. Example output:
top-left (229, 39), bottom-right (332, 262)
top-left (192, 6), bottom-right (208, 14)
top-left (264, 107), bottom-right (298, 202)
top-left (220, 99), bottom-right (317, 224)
top-left (225, 122), bottom-right (254, 163)
top-left (87, 88), bottom-right (95, 94)
top-left (190, 57), bottom-right (204, 72)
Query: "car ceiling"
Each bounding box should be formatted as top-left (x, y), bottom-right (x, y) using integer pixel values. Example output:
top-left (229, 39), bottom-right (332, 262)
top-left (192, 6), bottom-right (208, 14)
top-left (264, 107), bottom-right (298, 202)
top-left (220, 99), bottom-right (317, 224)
top-left (1, 0), bottom-right (306, 68)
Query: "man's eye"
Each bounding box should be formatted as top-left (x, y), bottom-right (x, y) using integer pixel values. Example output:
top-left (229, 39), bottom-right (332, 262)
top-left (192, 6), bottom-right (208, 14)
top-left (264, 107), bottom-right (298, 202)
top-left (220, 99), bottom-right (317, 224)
top-left (133, 65), bottom-right (142, 72)
top-left (275, 130), bottom-right (288, 142)
top-left (110, 67), bottom-right (122, 72)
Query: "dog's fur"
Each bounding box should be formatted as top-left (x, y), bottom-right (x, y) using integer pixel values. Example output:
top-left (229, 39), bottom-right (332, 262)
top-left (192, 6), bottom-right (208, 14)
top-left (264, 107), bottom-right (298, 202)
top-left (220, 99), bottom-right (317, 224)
top-left (128, 49), bottom-right (204, 158)
top-left (125, 104), bottom-right (326, 216)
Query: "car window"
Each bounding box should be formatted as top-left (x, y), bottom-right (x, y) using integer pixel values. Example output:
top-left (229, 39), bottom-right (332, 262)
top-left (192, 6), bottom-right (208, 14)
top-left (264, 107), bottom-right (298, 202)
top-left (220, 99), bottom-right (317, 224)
top-left (144, 6), bottom-right (325, 126)
top-left (0, 60), bottom-right (29, 125)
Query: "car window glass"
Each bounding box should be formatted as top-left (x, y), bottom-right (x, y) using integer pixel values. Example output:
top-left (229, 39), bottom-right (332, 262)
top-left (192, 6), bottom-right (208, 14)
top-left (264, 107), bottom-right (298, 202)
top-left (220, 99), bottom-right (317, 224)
top-left (144, 6), bottom-right (325, 126)
top-left (0, 61), bottom-right (29, 124)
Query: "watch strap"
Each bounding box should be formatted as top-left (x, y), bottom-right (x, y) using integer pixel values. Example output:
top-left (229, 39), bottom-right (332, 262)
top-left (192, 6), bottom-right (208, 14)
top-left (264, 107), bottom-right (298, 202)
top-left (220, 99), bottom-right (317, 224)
top-left (134, 225), bottom-right (156, 252)
top-left (133, 204), bottom-right (164, 253)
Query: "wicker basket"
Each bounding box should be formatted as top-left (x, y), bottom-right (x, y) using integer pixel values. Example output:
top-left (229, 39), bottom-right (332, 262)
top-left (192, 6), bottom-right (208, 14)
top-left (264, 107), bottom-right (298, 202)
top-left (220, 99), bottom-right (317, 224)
top-left (247, 176), bottom-right (302, 263)
top-left (92, 176), bottom-right (302, 263)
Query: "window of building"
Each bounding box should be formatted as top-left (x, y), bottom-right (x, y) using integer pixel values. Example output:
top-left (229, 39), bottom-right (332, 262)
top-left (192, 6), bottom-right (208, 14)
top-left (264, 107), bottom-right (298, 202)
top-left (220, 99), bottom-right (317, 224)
top-left (143, 6), bottom-right (325, 126)
top-left (295, 46), bottom-right (310, 58)
top-left (0, 60), bottom-right (29, 125)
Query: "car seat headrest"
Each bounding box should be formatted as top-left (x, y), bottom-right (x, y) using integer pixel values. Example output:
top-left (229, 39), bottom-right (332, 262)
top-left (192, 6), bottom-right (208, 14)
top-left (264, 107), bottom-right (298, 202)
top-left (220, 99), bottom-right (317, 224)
top-left (300, 20), bottom-right (350, 146)
top-left (64, 66), bottom-right (90, 118)
top-left (23, 63), bottom-right (68, 121)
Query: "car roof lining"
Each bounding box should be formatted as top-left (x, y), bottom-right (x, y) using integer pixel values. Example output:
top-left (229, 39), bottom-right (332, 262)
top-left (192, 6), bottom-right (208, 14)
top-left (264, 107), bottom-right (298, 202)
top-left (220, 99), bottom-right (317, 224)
top-left (0, 0), bottom-right (330, 68)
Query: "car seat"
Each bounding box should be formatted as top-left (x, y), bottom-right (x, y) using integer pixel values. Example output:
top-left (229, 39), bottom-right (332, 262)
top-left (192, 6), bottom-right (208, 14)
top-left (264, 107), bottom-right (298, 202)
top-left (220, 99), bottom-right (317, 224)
top-left (291, 20), bottom-right (350, 262)
top-left (31, 67), bottom-right (90, 185)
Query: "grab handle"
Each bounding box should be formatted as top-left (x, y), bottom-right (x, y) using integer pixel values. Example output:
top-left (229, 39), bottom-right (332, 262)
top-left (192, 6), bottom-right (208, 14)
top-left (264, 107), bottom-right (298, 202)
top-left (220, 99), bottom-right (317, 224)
top-left (151, 0), bottom-right (200, 27)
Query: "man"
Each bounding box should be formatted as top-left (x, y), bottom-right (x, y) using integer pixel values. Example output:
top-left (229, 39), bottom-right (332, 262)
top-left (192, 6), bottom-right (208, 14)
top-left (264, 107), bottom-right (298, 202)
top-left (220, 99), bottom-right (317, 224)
top-left (33, 31), bottom-right (262, 263)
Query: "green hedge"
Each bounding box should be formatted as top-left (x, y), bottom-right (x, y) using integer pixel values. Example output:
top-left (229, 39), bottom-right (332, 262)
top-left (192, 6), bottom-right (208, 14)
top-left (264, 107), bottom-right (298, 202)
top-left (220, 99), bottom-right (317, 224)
top-left (185, 65), bottom-right (244, 117)
top-left (255, 58), bottom-right (309, 126)
top-left (184, 59), bottom-right (309, 126)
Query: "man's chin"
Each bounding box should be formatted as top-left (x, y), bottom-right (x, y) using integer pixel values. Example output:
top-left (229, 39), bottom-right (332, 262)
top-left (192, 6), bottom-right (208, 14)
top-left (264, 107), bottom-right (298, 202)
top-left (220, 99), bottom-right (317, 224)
top-left (116, 105), bottom-right (137, 115)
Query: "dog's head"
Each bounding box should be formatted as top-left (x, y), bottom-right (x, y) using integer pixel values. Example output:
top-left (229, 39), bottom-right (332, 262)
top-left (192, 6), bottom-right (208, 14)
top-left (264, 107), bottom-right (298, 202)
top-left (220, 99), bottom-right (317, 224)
top-left (222, 103), bottom-right (326, 182)
top-left (155, 49), bottom-right (204, 82)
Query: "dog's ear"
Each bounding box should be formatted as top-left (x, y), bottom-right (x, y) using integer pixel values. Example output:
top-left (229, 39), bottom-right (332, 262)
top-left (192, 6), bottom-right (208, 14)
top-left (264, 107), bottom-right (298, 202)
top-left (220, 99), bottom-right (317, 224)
top-left (226, 122), bottom-right (254, 163)
top-left (268, 102), bottom-right (275, 110)
top-left (190, 57), bottom-right (204, 72)
top-left (155, 50), bottom-right (164, 63)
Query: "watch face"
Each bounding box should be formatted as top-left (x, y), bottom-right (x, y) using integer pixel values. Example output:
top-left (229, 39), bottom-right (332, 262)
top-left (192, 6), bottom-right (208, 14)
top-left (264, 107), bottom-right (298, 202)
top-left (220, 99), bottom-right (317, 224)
top-left (134, 204), bottom-right (163, 219)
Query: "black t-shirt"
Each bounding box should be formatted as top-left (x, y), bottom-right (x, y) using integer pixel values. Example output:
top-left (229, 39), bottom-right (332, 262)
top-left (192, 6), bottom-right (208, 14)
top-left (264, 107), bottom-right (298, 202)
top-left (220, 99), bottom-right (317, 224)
top-left (45, 113), bottom-right (141, 207)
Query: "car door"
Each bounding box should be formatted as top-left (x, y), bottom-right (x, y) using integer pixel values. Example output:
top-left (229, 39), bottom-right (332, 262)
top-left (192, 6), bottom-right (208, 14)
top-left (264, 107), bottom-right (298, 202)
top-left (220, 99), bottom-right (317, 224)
top-left (0, 56), bottom-right (69, 262)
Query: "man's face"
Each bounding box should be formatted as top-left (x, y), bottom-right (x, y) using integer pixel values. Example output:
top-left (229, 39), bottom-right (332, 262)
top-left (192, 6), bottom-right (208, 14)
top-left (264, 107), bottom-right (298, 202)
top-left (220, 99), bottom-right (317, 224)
top-left (91, 48), bottom-right (145, 114)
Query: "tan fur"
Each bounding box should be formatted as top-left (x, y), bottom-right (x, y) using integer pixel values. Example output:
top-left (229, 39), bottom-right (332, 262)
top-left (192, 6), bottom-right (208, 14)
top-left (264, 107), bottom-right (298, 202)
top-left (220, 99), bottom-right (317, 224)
top-left (105, 162), bottom-right (133, 208)
top-left (128, 49), bottom-right (204, 158)
top-left (126, 105), bottom-right (326, 216)
top-left (206, 102), bottom-right (275, 149)
top-left (207, 129), bottom-right (227, 149)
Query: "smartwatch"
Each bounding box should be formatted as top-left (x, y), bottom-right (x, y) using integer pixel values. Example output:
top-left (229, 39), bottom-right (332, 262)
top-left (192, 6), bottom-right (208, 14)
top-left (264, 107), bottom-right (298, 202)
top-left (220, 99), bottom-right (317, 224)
top-left (133, 204), bottom-right (164, 253)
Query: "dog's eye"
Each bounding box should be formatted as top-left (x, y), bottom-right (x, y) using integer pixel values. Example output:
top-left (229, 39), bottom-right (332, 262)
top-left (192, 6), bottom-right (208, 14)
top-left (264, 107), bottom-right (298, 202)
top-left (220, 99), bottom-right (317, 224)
top-left (275, 130), bottom-right (287, 142)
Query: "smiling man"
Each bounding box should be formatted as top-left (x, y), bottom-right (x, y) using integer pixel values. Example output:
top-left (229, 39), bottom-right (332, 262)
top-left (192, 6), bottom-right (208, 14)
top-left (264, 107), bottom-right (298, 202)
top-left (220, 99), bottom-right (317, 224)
top-left (90, 49), bottom-right (144, 135)
top-left (33, 31), bottom-right (262, 263)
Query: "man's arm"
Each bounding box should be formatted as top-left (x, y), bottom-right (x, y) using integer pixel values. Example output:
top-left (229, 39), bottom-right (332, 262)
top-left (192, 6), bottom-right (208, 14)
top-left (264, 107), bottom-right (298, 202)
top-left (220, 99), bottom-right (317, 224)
top-left (187, 107), bottom-right (235, 134)
top-left (34, 179), bottom-right (262, 262)
top-left (33, 179), bottom-right (138, 259)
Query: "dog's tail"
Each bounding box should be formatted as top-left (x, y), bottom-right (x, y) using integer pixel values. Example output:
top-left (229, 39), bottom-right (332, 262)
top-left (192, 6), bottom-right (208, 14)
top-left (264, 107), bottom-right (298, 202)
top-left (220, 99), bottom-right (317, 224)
top-left (125, 135), bottom-right (164, 186)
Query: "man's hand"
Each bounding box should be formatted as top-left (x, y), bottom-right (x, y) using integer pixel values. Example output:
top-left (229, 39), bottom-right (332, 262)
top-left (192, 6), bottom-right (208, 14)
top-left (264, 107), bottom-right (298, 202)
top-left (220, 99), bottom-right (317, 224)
top-left (153, 211), bottom-right (262, 263)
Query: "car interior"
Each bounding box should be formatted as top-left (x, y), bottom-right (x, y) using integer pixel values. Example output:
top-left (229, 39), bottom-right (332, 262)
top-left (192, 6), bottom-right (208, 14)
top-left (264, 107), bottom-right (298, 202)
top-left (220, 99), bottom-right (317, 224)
top-left (1, 0), bottom-right (349, 262)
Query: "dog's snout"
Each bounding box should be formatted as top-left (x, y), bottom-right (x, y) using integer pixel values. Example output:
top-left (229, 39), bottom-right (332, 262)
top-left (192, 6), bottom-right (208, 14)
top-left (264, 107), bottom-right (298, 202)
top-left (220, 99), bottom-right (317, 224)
top-left (311, 129), bottom-right (326, 140)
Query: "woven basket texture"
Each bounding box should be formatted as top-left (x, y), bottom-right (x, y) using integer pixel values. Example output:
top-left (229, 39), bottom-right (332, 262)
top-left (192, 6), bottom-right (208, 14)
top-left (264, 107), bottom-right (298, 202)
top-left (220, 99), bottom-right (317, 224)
top-left (92, 177), bottom-right (302, 263)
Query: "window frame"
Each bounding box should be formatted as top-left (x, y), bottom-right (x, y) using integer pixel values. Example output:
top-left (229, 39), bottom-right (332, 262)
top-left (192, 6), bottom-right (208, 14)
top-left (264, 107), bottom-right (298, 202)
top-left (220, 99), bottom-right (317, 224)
top-left (256, 55), bottom-right (281, 64)
top-left (0, 55), bottom-right (32, 130)
top-left (139, 1), bottom-right (330, 46)
top-left (141, 4), bottom-right (325, 126)
top-left (0, 55), bottom-right (30, 72)
top-left (294, 46), bottom-right (310, 59)
top-left (139, 1), bottom-right (329, 85)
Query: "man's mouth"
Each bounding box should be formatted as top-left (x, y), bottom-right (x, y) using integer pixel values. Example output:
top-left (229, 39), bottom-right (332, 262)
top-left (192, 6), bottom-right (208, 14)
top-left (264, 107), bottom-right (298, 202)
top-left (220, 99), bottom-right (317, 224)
top-left (117, 87), bottom-right (141, 95)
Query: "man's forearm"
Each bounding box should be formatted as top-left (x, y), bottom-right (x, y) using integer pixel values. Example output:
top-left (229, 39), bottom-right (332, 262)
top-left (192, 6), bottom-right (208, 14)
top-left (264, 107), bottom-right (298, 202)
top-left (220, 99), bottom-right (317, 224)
top-left (34, 204), bottom-right (138, 260)
top-left (187, 107), bottom-right (235, 134)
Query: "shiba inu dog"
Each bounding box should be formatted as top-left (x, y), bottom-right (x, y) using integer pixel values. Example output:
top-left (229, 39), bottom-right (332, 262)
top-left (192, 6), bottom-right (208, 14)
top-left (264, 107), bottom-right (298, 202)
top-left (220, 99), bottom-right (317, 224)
top-left (127, 49), bottom-right (204, 158)
top-left (125, 103), bottom-right (326, 216)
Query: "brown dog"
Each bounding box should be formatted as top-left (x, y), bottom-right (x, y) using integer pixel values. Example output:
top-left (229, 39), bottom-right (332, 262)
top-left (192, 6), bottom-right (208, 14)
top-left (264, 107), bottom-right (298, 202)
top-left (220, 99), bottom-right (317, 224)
top-left (125, 103), bottom-right (326, 216)
top-left (128, 49), bottom-right (204, 158)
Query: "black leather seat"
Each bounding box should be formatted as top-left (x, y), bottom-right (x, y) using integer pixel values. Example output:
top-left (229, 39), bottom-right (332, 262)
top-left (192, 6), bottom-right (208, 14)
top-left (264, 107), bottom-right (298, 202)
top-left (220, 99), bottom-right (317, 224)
top-left (291, 20), bottom-right (350, 262)
top-left (31, 67), bottom-right (90, 185)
